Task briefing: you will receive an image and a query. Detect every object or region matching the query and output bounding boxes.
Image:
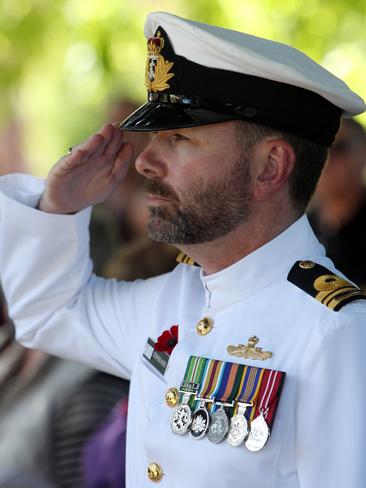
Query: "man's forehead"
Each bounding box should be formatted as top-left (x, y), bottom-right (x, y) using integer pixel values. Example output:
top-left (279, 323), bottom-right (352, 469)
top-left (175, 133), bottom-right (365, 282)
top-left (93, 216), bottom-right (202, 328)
top-left (150, 120), bottom-right (239, 137)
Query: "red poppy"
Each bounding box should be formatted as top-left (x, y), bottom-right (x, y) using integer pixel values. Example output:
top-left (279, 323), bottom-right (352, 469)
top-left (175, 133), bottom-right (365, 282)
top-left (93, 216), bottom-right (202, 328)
top-left (154, 325), bottom-right (179, 355)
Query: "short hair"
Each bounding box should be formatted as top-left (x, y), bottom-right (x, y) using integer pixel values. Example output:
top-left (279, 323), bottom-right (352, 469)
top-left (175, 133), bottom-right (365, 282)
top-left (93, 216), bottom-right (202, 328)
top-left (236, 120), bottom-right (328, 213)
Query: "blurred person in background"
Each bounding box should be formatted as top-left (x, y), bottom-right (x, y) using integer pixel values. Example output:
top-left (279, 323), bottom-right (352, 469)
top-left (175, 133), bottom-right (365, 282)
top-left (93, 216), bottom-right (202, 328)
top-left (0, 118), bottom-right (63, 486)
top-left (309, 118), bottom-right (366, 286)
top-left (0, 319), bottom-right (94, 488)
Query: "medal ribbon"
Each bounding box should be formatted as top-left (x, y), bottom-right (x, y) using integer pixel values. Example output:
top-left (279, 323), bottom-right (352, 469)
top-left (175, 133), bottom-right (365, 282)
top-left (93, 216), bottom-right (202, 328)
top-left (232, 366), bottom-right (264, 420)
top-left (211, 361), bottom-right (245, 414)
top-left (180, 356), bottom-right (208, 406)
top-left (253, 369), bottom-right (285, 428)
top-left (200, 359), bottom-right (224, 399)
top-left (180, 356), bottom-right (286, 429)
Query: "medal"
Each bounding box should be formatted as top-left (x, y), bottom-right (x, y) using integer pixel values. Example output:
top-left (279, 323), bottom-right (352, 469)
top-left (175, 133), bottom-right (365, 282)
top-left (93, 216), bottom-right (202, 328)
top-left (189, 399), bottom-right (212, 440)
top-left (245, 369), bottom-right (281, 451)
top-left (170, 392), bottom-right (193, 435)
top-left (175, 355), bottom-right (286, 452)
top-left (188, 356), bottom-right (216, 441)
top-left (245, 412), bottom-right (270, 451)
top-left (227, 401), bottom-right (252, 447)
top-left (202, 361), bottom-right (240, 444)
top-left (207, 402), bottom-right (231, 443)
top-left (170, 357), bottom-right (207, 436)
top-left (226, 366), bottom-right (263, 447)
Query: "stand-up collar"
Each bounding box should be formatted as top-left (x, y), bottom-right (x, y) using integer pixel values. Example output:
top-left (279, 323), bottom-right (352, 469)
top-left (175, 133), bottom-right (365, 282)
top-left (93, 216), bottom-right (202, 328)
top-left (200, 215), bottom-right (325, 309)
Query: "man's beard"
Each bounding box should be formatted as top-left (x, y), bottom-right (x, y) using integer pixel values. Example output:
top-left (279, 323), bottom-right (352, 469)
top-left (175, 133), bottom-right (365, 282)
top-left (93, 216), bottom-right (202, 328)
top-left (144, 156), bottom-right (251, 245)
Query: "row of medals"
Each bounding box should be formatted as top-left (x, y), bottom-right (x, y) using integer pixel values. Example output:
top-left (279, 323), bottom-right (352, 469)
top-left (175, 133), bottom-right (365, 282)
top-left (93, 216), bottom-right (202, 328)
top-left (169, 392), bottom-right (270, 452)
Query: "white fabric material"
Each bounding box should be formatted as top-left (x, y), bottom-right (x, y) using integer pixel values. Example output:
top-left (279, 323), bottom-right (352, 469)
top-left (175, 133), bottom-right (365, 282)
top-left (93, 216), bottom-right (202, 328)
top-left (1, 173), bottom-right (366, 487)
top-left (145, 12), bottom-right (366, 116)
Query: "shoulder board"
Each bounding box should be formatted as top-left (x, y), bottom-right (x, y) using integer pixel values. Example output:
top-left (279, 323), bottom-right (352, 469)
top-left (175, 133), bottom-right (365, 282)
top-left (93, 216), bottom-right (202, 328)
top-left (176, 251), bottom-right (199, 267)
top-left (287, 260), bottom-right (366, 311)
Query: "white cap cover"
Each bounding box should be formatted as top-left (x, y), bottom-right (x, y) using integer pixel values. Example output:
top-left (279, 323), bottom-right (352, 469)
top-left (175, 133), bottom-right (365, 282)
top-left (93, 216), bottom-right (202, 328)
top-left (121, 12), bottom-right (365, 146)
top-left (145, 12), bottom-right (365, 116)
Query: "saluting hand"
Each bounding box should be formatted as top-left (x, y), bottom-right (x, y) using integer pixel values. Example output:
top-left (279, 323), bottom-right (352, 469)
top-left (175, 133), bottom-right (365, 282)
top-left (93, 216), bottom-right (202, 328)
top-left (38, 124), bottom-right (133, 214)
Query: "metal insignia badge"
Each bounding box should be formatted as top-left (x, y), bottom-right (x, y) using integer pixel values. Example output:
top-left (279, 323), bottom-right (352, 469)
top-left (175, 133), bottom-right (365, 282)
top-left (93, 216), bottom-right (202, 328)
top-left (227, 336), bottom-right (273, 361)
top-left (190, 400), bottom-right (211, 440)
top-left (207, 404), bottom-right (230, 443)
top-left (170, 392), bottom-right (192, 435)
top-left (227, 402), bottom-right (252, 447)
top-left (245, 413), bottom-right (270, 451)
top-left (145, 31), bottom-right (175, 92)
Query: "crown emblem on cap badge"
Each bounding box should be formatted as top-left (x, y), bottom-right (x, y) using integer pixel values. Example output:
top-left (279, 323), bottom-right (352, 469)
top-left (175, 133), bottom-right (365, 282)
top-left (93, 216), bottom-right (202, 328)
top-left (145, 31), bottom-right (175, 92)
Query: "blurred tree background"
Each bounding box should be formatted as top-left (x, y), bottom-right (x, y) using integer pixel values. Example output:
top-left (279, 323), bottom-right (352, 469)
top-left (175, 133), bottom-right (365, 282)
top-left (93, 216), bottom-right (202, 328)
top-left (0, 0), bottom-right (365, 175)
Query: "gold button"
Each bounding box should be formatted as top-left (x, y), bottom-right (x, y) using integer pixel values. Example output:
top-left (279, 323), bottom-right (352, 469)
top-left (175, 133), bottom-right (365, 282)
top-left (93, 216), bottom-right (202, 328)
top-left (165, 387), bottom-right (179, 407)
top-left (299, 260), bottom-right (315, 269)
top-left (147, 462), bottom-right (163, 482)
top-left (196, 317), bottom-right (214, 336)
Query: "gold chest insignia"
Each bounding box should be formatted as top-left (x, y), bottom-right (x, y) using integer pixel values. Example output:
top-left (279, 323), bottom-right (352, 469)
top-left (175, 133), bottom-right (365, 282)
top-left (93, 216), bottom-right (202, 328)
top-left (145, 31), bottom-right (175, 92)
top-left (227, 336), bottom-right (273, 361)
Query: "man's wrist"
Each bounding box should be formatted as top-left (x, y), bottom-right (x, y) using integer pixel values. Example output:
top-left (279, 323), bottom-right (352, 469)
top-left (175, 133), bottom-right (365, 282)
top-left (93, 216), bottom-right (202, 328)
top-left (36, 194), bottom-right (76, 214)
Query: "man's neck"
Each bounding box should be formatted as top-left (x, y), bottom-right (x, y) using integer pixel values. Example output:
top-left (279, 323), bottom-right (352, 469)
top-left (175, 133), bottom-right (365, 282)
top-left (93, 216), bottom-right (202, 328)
top-left (177, 208), bottom-right (300, 275)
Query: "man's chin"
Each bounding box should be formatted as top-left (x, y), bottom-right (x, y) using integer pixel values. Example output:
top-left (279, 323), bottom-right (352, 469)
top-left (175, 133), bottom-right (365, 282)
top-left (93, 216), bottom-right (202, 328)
top-left (146, 215), bottom-right (185, 245)
top-left (147, 216), bottom-right (172, 243)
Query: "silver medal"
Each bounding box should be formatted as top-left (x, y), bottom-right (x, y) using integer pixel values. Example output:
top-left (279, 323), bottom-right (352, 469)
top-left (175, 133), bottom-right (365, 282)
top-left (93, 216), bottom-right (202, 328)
top-left (245, 413), bottom-right (270, 451)
top-left (227, 401), bottom-right (252, 447)
top-left (190, 400), bottom-right (210, 440)
top-left (227, 414), bottom-right (248, 447)
top-left (207, 404), bottom-right (230, 443)
top-left (170, 393), bottom-right (192, 435)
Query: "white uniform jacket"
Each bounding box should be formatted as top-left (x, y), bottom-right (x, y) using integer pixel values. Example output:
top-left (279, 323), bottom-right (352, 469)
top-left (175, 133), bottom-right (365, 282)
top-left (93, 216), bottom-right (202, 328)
top-left (0, 174), bottom-right (365, 488)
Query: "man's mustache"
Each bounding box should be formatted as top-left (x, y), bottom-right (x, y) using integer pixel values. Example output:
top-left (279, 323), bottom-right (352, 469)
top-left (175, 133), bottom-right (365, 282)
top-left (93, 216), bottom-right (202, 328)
top-left (144, 178), bottom-right (178, 201)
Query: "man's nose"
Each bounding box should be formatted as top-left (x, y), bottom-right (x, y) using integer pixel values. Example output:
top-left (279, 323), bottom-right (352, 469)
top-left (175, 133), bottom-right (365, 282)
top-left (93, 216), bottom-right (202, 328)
top-left (135, 143), bottom-right (167, 178)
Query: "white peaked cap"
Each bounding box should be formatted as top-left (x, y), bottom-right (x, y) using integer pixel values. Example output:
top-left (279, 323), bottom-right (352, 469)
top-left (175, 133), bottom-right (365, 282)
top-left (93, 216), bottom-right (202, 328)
top-left (145, 12), bottom-right (365, 117)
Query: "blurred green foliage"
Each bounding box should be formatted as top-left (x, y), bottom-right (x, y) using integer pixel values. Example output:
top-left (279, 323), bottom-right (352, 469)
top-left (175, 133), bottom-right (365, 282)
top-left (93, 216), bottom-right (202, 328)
top-left (0, 0), bottom-right (365, 175)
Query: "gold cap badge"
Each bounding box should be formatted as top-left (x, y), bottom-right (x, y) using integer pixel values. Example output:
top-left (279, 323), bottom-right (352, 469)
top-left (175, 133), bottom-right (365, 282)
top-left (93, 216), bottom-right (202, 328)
top-left (227, 336), bottom-right (273, 361)
top-left (145, 31), bottom-right (175, 92)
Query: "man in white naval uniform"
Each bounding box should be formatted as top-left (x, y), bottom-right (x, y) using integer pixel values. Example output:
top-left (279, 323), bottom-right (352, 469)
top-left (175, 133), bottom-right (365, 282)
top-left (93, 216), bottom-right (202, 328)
top-left (0, 12), bottom-right (366, 488)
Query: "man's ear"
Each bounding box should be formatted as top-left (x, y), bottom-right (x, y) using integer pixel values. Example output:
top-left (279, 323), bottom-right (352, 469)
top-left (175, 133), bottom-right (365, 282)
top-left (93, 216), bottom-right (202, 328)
top-left (251, 139), bottom-right (296, 201)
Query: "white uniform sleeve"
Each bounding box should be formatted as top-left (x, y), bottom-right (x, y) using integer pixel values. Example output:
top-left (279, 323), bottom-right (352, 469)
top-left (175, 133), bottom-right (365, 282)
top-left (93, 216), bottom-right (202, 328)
top-left (0, 173), bottom-right (154, 379)
top-left (296, 304), bottom-right (366, 487)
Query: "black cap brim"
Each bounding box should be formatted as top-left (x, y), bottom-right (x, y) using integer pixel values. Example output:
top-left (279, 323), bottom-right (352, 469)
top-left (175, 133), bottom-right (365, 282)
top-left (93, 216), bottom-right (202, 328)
top-left (119, 102), bottom-right (237, 132)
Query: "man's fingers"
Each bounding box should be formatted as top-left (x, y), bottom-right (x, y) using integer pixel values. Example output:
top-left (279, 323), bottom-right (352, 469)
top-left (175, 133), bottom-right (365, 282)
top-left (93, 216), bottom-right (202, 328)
top-left (92, 124), bottom-right (116, 157)
top-left (104, 127), bottom-right (125, 157)
top-left (109, 141), bottom-right (134, 184)
top-left (69, 125), bottom-right (114, 161)
top-left (52, 125), bottom-right (130, 180)
top-left (80, 132), bottom-right (106, 160)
